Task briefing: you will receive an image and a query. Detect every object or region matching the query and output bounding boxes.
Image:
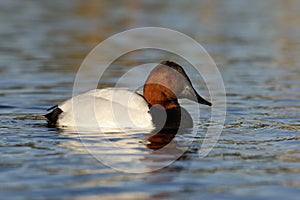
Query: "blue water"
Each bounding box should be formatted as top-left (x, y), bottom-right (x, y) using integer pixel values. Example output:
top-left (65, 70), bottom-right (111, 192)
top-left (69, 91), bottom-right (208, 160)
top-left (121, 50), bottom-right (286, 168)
top-left (1, 0), bottom-right (300, 199)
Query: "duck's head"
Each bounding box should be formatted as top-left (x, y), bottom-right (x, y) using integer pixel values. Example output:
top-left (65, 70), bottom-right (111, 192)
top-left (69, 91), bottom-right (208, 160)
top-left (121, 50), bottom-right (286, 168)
top-left (143, 61), bottom-right (212, 109)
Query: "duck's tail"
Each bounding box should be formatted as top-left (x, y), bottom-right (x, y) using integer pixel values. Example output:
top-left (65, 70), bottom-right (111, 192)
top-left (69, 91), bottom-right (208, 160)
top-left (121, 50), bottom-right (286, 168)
top-left (44, 105), bottom-right (62, 127)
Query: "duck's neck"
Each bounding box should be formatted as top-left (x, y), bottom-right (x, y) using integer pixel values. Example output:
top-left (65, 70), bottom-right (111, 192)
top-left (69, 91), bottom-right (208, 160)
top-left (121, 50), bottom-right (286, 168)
top-left (143, 83), bottom-right (179, 110)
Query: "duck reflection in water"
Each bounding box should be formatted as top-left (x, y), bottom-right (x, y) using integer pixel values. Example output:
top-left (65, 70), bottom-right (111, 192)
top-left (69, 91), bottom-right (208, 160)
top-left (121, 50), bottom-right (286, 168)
top-left (144, 103), bottom-right (195, 150)
top-left (145, 130), bottom-right (178, 150)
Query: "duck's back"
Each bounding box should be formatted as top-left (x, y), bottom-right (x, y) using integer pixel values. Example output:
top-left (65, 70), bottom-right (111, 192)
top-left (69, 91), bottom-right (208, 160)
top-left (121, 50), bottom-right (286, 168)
top-left (50, 88), bottom-right (154, 131)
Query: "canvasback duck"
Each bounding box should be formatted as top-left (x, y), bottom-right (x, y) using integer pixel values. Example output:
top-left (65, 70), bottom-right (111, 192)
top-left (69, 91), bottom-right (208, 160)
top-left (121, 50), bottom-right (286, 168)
top-left (45, 61), bottom-right (211, 131)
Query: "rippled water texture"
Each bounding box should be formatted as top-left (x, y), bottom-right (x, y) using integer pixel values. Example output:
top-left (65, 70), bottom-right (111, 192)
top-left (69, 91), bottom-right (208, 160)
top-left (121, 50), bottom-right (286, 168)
top-left (1, 0), bottom-right (300, 199)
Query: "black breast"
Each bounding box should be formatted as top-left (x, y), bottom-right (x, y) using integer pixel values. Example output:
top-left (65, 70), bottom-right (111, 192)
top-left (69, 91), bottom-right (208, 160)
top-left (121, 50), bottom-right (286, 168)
top-left (149, 106), bottom-right (193, 131)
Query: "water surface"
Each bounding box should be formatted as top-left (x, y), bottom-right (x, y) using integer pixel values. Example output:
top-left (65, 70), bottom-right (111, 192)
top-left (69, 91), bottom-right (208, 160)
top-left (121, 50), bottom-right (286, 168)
top-left (0, 0), bottom-right (300, 199)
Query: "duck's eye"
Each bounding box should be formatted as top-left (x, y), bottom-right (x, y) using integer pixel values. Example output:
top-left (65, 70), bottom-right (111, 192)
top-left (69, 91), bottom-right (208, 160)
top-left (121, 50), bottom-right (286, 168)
top-left (169, 74), bottom-right (175, 79)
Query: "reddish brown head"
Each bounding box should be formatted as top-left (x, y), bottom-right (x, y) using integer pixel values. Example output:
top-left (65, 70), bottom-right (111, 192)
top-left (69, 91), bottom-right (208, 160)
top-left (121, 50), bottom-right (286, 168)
top-left (143, 61), bottom-right (212, 110)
